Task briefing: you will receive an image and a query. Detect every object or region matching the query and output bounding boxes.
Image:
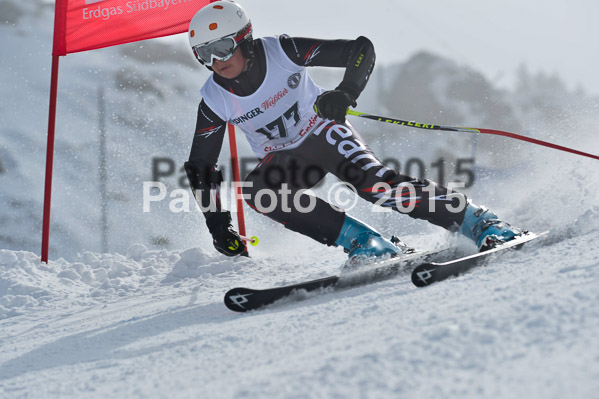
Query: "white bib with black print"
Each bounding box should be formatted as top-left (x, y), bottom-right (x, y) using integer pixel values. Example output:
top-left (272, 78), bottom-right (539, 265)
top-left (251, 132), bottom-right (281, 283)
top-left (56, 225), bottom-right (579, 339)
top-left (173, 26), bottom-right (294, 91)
top-left (201, 36), bottom-right (325, 158)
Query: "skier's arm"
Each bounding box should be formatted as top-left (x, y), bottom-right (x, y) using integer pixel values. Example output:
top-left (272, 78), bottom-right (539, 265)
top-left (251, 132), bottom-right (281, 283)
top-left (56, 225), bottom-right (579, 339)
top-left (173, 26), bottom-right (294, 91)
top-left (188, 100), bottom-right (227, 167)
top-left (185, 100), bottom-right (246, 256)
top-left (279, 35), bottom-right (375, 102)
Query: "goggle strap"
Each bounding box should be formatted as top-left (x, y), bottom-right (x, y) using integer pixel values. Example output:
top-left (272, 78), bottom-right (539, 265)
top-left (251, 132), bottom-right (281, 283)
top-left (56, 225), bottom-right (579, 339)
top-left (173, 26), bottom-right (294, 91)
top-left (234, 22), bottom-right (253, 43)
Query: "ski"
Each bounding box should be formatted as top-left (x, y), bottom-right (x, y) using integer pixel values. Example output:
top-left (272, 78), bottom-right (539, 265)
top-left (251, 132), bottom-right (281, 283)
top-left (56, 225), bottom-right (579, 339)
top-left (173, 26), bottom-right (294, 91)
top-left (411, 231), bottom-right (548, 287)
top-left (224, 247), bottom-right (455, 312)
top-left (224, 275), bottom-right (338, 312)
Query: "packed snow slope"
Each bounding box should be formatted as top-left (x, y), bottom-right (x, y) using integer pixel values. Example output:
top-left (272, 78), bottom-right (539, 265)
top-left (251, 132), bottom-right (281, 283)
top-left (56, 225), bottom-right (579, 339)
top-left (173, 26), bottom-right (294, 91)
top-left (2, 1), bottom-right (599, 398)
top-left (2, 138), bottom-right (599, 397)
top-left (1, 212), bottom-right (599, 398)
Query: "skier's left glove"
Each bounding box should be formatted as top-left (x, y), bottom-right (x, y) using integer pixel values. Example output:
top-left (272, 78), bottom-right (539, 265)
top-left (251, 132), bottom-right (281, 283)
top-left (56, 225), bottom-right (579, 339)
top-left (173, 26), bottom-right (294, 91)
top-left (314, 89), bottom-right (357, 124)
top-left (206, 212), bottom-right (247, 257)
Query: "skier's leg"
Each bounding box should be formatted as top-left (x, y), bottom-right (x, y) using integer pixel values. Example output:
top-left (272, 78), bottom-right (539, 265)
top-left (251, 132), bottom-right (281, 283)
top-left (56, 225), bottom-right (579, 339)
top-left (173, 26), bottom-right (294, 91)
top-left (284, 123), bottom-right (415, 258)
top-left (303, 121), bottom-right (467, 228)
top-left (242, 151), bottom-right (345, 246)
top-left (303, 121), bottom-right (522, 249)
top-left (245, 149), bottom-right (405, 258)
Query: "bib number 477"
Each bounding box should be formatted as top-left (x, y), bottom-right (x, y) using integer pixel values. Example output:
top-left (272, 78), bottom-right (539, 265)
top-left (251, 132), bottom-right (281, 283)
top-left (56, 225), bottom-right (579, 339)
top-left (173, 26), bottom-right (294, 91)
top-left (256, 102), bottom-right (300, 139)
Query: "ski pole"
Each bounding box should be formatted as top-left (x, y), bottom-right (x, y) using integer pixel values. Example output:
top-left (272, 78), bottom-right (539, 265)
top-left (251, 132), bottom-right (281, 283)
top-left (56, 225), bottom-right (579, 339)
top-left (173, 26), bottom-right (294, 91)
top-left (345, 109), bottom-right (599, 161)
top-left (239, 234), bottom-right (259, 246)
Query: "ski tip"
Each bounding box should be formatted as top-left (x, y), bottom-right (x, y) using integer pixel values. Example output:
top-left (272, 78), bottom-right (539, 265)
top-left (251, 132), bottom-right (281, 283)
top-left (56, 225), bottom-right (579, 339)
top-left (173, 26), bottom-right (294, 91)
top-left (411, 262), bottom-right (436, 288)
top-left (224, 287), bottom-right (255, 312)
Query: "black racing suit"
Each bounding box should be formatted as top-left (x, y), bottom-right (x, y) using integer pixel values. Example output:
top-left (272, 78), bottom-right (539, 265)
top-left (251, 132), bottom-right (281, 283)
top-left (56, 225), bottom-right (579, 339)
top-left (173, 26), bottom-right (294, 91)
top-left (186, 36), bottom-right (467, 246)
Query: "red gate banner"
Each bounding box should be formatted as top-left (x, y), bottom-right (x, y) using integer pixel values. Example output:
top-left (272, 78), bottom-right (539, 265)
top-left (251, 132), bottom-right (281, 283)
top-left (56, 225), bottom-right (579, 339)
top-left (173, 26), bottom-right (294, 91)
top-left (53, 0), bottom-right (209, 55)
top-left (44, 0), bottom-right (247, 263)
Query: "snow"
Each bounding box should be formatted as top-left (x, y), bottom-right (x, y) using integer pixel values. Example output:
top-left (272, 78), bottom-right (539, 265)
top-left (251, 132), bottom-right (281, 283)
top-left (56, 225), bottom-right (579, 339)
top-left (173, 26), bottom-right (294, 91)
top-left (1, 227), bottom-right (599, 398)
top-left (2, 1), bottom-right (599, 398)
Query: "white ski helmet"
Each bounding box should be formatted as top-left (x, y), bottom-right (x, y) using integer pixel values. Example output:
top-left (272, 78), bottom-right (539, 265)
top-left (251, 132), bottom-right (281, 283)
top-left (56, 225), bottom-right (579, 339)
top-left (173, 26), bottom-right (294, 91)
top-left (188, 1), bottom-right (253, 66)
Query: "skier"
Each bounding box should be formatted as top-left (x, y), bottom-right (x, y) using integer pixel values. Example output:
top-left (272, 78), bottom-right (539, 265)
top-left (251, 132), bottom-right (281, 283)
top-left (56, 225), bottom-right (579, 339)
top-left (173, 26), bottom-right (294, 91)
top-left (184, 0), bottom-right (522, 259)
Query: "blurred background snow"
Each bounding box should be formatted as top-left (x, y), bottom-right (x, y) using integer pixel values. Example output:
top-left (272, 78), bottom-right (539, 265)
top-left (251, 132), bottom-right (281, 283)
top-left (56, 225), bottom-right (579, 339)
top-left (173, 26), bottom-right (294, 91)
top-left (1, 0), bottom-right (598, 261)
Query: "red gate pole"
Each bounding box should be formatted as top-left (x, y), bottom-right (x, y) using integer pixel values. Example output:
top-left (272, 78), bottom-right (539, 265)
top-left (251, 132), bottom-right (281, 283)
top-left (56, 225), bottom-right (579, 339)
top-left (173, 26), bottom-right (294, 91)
top-left (227, 123), bottom-right (247, 240)
top-left (41, 55), bottom-right (60, 263)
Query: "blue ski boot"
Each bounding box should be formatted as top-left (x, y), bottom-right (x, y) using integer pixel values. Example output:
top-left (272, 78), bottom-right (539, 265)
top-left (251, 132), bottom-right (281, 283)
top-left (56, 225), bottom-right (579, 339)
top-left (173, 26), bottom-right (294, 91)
top-left (459, 202), bottom-right (523, 251)
top-left (335, 215), bottom-right (407, 260)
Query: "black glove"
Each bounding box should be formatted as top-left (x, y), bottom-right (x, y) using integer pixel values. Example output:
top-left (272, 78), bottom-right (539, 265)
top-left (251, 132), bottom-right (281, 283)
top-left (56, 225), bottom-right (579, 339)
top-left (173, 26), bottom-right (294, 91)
top-left (314, 89), bottom-right (357, 124)
top-left (211, 224), bottom-right (247, 256)
top-left (206, 212), bottom-right (247, 257)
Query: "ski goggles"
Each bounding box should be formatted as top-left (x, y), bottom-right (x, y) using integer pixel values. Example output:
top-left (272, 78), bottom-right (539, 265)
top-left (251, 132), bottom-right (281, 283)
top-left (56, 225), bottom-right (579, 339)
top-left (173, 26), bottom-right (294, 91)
top-left (192, 23), bottom-right (252, 66)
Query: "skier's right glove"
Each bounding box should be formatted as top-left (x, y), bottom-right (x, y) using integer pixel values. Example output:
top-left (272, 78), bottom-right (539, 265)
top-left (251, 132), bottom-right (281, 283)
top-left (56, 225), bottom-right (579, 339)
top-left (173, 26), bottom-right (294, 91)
top-left (314, 89), bottom-right (357, 124)
top-left (206, 212), bottom-right (247, 257)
